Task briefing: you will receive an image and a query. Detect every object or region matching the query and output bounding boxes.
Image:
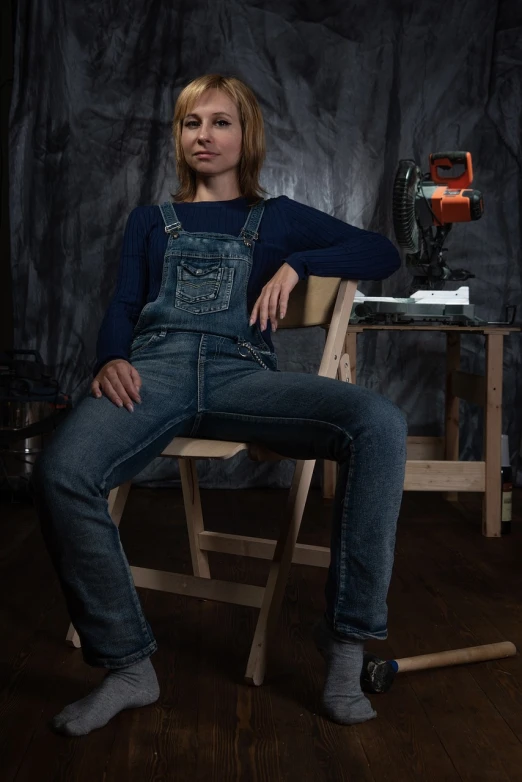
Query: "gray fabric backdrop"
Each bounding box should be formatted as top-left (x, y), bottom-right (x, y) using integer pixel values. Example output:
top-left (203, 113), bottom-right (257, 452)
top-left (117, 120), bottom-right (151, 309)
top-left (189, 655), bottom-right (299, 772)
top-left (9, 0), bottom-right (522, 487)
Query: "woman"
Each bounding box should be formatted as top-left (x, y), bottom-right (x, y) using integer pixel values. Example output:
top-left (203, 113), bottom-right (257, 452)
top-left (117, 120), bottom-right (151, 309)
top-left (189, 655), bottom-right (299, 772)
top-left (33, 74), bottom-right (407, 737)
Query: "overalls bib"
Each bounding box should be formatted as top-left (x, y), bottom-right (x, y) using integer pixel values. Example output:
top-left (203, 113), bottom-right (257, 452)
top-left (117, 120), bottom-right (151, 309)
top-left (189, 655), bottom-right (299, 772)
top-left (130, 199), bottom-right (274, 370)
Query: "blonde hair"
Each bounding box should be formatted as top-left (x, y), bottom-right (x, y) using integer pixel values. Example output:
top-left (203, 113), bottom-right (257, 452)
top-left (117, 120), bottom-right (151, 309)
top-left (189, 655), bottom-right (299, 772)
top-left (172, 74), bottom-right (267, 204)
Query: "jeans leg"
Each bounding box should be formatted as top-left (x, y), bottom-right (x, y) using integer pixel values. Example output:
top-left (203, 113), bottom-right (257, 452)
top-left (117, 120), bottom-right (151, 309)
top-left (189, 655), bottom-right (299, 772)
top-left (204, 360), bottom-right (408, 641)
top-left (322, 404), bottom-right (407, 640)
top-left (32, 340), bottom-right (197, 668)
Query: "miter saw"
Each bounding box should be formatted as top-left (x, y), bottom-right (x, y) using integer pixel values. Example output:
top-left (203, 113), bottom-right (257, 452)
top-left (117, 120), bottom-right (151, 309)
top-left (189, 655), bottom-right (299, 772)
top-left (351, 151), bottom-right (515, 326)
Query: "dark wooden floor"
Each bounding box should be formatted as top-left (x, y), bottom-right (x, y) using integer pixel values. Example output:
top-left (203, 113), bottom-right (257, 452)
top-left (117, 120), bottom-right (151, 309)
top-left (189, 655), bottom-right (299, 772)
top-left (1, 483), bottom-right (521, 782)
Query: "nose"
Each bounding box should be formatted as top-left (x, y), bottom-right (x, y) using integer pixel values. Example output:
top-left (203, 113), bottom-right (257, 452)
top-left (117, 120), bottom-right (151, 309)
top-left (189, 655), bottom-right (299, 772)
top-left (197, 122), bottom-right (212, 143)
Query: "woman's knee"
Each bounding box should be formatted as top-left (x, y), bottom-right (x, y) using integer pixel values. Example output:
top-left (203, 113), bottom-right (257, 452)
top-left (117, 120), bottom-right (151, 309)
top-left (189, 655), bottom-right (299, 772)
top-left (380, 398), bottom-right (408, 438)
top-left (353, 393), bottom-right (408, 446)
top-left (368, 399), bottom-right (408, 466)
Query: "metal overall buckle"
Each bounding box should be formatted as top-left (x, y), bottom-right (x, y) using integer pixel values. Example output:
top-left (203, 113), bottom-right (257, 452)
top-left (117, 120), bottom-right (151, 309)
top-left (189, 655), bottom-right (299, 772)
top-left (242, 230), bottom-right (258, 248)
top-left (164, 222), bottom-right (181, 239)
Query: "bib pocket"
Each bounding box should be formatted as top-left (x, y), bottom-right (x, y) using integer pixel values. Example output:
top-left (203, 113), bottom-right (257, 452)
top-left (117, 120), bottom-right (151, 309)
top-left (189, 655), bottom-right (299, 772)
top-left (175, 260), bottom-right (235, 315)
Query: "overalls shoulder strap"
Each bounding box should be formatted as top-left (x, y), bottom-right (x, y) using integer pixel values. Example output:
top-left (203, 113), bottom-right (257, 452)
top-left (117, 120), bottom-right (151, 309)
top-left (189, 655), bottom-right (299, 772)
top-left (239, 199), bottom-right (265, 246)
top-left (159, 202), bottom-right (183, 235)
top-left (159, 198), bottom-right (265, 242)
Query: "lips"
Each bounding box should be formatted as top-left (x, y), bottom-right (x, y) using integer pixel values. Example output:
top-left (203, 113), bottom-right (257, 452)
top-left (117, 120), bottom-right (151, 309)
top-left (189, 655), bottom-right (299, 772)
top-left (195, 152), bottom-right (217, 157)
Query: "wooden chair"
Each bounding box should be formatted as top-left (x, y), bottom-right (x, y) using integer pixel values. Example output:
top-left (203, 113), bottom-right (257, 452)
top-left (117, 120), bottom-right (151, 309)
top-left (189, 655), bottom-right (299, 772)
top-left (66, 277), bottom-right (358, 686)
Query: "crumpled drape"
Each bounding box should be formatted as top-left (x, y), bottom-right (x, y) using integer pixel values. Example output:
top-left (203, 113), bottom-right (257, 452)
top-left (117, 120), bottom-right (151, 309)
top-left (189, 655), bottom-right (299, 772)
top-left (9, 0), bottom-right (522, 486)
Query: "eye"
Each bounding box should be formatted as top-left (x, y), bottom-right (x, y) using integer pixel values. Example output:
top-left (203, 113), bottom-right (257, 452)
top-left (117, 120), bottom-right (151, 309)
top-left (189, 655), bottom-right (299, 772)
top-left (183, 119), bottom-right (231, 128)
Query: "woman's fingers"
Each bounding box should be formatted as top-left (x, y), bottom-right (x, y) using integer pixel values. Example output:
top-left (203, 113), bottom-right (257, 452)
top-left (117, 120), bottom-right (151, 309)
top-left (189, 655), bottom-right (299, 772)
top-left (249, 300), bottom-right (259, 326)
top-left (268, 285), bottom-right (281, 331)
top-left (93, 360), bottom-right (142, 411)
top-left (130, 366), bottom-right (142, 395)
top-left (121, 365), bottom-right (141, 402)
top-left (260, 282), bottom-right (292, 332)
top-left (91, 379), bottom-right (102, 399)
top-left (279, 285), bottom-right (290, 320)
top-left (105, 373), bottom-right (133, 410)
top-left (99, 376), bottom-right (125, 409)
top-left (249, 263), bottom-right (299, 331)
top-left (253, 285), bottom-right (283, 331)
top-left (259, 288), bottom-right (271, 331)
top-left (109, 370), bottom-right (137, 411)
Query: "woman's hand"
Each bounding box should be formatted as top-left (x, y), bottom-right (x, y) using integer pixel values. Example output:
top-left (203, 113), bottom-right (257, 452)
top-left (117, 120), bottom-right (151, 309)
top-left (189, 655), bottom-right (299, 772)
top-left (249, 262), bottom-right (299, 332)
top-left (91, 359), bottom-right (142, 412)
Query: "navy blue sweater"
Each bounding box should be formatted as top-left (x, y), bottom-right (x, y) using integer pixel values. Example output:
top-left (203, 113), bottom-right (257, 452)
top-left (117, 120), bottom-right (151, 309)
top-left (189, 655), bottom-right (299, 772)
top-left (95, 195), bottom-right (401, 374)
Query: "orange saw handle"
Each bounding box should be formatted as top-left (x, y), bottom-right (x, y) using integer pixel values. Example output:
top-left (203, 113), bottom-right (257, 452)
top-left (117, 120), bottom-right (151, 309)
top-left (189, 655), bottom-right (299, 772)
top-left (429, 150), bottom-right (473, 188)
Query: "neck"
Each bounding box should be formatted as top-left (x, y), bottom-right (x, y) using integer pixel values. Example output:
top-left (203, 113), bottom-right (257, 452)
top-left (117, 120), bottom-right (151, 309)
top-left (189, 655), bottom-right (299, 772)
top-left (191, 171), bottom-right (242, 203)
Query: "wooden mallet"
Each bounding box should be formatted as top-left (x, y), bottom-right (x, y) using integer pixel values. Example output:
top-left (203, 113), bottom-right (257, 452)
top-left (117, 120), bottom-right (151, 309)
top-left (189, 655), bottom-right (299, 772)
top-left (361, 641), bottom-right (517, 693)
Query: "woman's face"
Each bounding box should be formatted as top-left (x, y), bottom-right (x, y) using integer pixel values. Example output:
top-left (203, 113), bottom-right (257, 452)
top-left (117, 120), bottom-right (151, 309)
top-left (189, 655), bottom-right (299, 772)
top-left (181, 89), bottom-right (242, 177)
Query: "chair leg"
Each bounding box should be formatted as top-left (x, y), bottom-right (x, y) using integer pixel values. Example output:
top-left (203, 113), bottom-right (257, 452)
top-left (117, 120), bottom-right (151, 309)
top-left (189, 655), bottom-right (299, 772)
top-left (66, 622), bottom-right (82, 649)
top-left (108, 480), bottom-right (132, 526)
top-left (245, 458), bottom-right (316, 686)
top-left (66, 481), bottom-right (133, 648)
top-left (179, 458), bottom-right (211, 578)
top-left (322, 460), bottom-right (337, 500)
top-left (322, 352), bottom-right (351, 500)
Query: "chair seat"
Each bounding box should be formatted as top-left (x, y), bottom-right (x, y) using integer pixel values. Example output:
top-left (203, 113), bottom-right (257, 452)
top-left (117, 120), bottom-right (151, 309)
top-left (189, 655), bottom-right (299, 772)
top-left (161, 437), bottom-right (249, 459)
top-left (160, 437), bottom-right (285, 462)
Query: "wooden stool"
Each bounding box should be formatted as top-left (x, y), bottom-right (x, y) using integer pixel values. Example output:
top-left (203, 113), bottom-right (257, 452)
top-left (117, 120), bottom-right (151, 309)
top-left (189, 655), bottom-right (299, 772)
top-left (323, 325), bottom-right (519, 538)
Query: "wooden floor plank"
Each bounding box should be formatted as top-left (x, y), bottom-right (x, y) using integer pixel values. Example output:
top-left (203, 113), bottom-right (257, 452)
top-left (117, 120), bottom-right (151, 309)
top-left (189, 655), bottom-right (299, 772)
top-left (194, 593), bottom-right (283, 782)
top-left (12, 649), bottom-right (118, 782)
top-left (388, 520), bottom-right (522, 782)
top-left (270, 571), bottom-right (376, 782)
top-left (279, 560), bottom-right (460, 782)
top-left (395, 513), bottom-right (522, 749)
top-left (0, 514), bottom-right (61, 682)
top-left (0, 487), bottom-right (520, 782)
top-left (103, 590), bottom-right (201, 782)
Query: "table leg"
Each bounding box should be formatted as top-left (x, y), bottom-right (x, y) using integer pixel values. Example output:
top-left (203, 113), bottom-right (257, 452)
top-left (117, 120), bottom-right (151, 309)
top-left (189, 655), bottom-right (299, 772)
top-left (322, 331), bottom-right (357, 500)
top-left (483, 334), bottom-right (503, 537)
top-left (445, 332), bottom-right (461, 502)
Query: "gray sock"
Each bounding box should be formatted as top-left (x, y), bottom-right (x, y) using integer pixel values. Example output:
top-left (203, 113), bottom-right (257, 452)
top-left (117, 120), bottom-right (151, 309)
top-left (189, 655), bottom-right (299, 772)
top-left (313, 616), bottom-right (377, 725)
top-left (51, 656), bottom-right (160, 736)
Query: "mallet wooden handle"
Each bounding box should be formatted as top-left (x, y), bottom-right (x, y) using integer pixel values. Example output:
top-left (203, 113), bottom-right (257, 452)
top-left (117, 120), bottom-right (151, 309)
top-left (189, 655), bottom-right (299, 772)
top-left (396, 641), bottom-right (517, 673)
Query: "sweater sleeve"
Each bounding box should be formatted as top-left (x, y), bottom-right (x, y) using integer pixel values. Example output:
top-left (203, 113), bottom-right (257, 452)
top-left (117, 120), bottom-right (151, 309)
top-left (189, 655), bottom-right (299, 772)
top-left (276, 196), bottom-right (401, 281)
top-left (94, 207), bottom-right (148, 376)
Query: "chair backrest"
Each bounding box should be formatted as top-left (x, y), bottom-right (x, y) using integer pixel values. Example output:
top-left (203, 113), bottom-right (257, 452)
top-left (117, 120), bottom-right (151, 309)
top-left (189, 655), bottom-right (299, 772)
top-left (278, 277), bottom-right (344, 329)
top-left (278, 276), bottom-right (358, 380)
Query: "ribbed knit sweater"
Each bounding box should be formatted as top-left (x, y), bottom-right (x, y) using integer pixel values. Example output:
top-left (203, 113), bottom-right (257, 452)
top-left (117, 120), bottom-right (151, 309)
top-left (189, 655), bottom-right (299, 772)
top-left (95, 195), bottom-right (401, 374)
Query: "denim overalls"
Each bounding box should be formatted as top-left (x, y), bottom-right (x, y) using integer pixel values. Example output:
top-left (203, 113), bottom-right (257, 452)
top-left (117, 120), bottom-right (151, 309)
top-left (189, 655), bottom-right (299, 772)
top-left (130, 199), bottom-right (276, 375)
top-left (33, 199), bottom-right (408, 669)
